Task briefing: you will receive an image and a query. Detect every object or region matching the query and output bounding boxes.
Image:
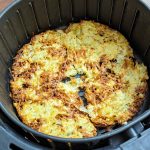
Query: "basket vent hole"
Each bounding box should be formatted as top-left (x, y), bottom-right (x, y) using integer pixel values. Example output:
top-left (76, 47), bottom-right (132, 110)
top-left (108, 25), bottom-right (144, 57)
top-left (9, 143), bottom-right (23, 150)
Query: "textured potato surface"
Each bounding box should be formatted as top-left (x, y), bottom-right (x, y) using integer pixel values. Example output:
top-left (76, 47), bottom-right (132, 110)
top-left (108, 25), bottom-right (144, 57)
top-left (10, 21), bottom-right (148, 138)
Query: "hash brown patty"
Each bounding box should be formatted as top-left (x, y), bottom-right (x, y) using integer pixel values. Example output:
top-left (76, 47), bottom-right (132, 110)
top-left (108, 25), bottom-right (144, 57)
top-left (10, 20), bottom-right (148, 138)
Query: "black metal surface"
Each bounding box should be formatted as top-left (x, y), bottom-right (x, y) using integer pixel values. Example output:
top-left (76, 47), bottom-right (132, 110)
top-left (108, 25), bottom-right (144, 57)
top-left (0, 0), bottom-right (150, 145)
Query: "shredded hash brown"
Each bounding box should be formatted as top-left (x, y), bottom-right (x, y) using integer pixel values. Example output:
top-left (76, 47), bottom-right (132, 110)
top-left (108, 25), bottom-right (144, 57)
top-left (10, 21), bottom-right (148, 138)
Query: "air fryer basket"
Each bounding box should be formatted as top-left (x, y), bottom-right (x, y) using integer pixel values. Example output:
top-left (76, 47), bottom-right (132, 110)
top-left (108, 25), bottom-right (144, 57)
top-left (0, 0), bottom-right (150, 143)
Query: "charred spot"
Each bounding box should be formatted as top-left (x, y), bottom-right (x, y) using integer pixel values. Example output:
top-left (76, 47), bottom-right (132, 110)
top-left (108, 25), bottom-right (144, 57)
top-left (30, 62), bottom-right (37, 66)
top-left (29, 119), bottom-right (42, 130)
top-left (99, 31), bottom-right (105, 36)
top-left (106, 68), bottom-right (115, 75)
top-left (18, 49), bottom-right (23, 54)
top-left (19, 72), bottom-right (31, 79)
top-left (99, 61), bottom-right (103, 66)
top-left (12, 98), bottom-right (20, 103)
top-left (110, 59), bottom-right (117, 63)
top-left (92, 87), bottom-right (97, 92)
top-left (19, 61), bottom-right (25, 67)
top-left (22, 83), bottom-right (29, 88)
top-left (60, 63), bottom-right (67, 72)
top-left (40, 73), bottom-right (49, 82)
top-left (106, 68), bottom-right (111, 73)
top-left (36, 119), bottom-right (41, 123)
top-left (78, 126), bottom-right (82, 129)
top-left (19, 103), bottom-right (24, 109)
top-left (56, 114), bottom-right (69, 120)
top-left (53, 92), bottom-right (57, 97)
top-left (29, 63), bottom-right (38, 73)
top-left (129, 56), bottom-right (136, 66)
top-left (135, 86), bottom-right (146, 94)
top-left (96, 95), bottom-right (101, 101)
top-left (79, 86), bottom-right (85, 91)
top-left (40, 102), bottom-right (44, 106)
top-left (61, 77), bottom-right (71, 83)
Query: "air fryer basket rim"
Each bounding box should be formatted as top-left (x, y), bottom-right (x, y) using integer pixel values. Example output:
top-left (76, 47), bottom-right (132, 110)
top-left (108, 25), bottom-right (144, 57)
top-left (0, 0), bottom-right (150, 143)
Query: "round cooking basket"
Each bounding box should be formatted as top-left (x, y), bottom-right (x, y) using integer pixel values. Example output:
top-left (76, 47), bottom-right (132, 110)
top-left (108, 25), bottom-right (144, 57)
top-left (0, 0), bottom-right (150, 144)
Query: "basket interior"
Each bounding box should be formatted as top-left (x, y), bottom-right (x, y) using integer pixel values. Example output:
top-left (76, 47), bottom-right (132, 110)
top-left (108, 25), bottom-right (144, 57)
top-left (0, 0), bottom-right (150, 140)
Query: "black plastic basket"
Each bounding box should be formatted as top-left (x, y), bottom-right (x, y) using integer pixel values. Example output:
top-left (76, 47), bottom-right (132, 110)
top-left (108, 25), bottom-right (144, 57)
top-left (0, 0), bottom-right (150, 145)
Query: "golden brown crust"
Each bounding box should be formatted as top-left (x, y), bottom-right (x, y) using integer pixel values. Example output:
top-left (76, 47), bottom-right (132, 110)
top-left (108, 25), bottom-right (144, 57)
top-left (10, 20), bottom-right (148, 138)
